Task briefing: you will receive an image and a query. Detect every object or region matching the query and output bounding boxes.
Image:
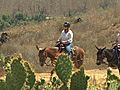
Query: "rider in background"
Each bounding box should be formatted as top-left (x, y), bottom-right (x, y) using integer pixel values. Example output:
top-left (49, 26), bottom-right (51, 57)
top-left (56, 21), bottom-right (73, 56)
top-left (112, 33), bottom-right (120, 48)
top-left (112, 33), bottom-right (120, 60)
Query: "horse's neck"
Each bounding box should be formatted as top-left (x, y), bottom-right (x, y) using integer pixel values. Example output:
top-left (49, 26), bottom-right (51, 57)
top-left (45, 47), bottom-right (60, 57)
top-left (104, 49), bottom-right (113, 61)
top-left (47, 47), bottom-right (59, 53)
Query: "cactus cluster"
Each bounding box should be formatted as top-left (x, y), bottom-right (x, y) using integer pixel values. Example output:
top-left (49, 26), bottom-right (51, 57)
top-left (6, 59), bottom-right (26, 90)
top-left (106, 69), bottom-right (120, 90)
top-left (55, 54), bottom-right (72, 84)
top-left (3, 53), bottom-right (120, 90)
top-left (70, 67), bottom-right (90, 90)
top-left (55, 54), bottom-right (90, 90)
top-left (24, 62), bottom-right (36, 90)
top-left (59, 83), bottom-right (68, 90)
top-left (0, 54), bottom-right (35, 90)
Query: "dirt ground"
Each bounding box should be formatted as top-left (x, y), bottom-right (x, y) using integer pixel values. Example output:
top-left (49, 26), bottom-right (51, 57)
top-left (35, 68), bottom-right (119, 84)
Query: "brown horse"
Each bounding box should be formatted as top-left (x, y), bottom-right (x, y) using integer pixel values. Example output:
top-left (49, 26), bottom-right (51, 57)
top-left (36, 45), bottom-right (85, 68)
top-left (36, 45), bottom-right (85, 80)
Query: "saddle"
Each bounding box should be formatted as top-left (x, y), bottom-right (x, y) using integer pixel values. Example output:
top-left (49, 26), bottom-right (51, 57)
top-left (55, 41), bottom-right (75, 56)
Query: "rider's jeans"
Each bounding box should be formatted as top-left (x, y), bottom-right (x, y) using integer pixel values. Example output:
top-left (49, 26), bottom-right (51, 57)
top-left (65, 43), bottom-right (73, 55)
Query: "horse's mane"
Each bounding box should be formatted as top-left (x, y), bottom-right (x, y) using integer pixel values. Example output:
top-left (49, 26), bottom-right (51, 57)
top-left (104, 48), bottom-right (113, 56)
top-left (46, 47), bottom-right (59, 51)
top-left (105, 48), bottom-right (113, 51)
top-left (45, 47), bottom-right (60, 54)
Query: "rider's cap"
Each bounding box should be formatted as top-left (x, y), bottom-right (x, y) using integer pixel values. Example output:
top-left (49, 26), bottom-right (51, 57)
top-left (64, 22), bottom-right (70, 28)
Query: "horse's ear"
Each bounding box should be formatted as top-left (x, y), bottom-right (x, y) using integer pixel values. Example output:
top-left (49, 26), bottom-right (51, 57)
top-left (36, 45), bottom-right (43, 51)
top-left (36, 45), bottom-right (40, 50)
top-left (43, 48), bottom-right (46, 51)
top-left (95, 45), bottom-right (99, 50)
top-left (102, 47), bottom-right (106, 50)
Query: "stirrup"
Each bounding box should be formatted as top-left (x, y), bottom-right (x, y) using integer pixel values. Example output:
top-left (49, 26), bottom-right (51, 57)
top-left (71, 49), bottom-right (75, 56)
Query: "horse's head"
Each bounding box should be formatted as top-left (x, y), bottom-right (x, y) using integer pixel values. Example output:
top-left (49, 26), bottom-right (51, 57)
top-left (0, 32), bottom-right (9, 43)
top-left (36, 45), bottom-right (47, 67)
top-left (95, 46), bottom-right (106, 65)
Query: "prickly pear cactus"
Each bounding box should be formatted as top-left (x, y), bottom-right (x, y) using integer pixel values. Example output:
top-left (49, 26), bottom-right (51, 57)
top-left (70, 67), bottom-right (90, 90)
top-left (0, 80), bottom-right (6, 90)
top-left (55, 54), bottom-right (72, 84)
top-left (5, 55), bottom-right (35, 90)
top-left (106, 68), bottom-right (120, 90)
top-left (24, 62), bottom-right (36, 90)
top-left (6, 58), bottom-right (26, 90)
top-left (59, 83), bottom-right (68, 90)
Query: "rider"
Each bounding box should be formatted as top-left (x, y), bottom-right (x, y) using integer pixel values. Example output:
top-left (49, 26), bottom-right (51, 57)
top-left (56, 21), bottom-right (74, 56)
top-left (112, 33), bottom-right (120, 48)
top-left (112, 33), bottom-right (120, 60)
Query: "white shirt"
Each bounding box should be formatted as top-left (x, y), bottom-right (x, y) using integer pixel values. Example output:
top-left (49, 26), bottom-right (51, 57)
top-left (58, 29), bottom-right (73, 44)
top-left (116, 33), bottom-right (120, 44)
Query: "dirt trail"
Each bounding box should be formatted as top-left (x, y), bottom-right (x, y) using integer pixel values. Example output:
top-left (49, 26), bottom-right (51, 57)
top-left (35, 69), bottom-right (119, 83)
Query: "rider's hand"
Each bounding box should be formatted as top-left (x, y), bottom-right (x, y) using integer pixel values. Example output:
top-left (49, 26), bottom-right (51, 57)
top-left (56, 40), bottom-right (60, 43)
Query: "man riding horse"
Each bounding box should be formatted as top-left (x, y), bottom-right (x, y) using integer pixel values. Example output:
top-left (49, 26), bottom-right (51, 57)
top-left (56, 21), bottom-right (74, 57)
top-left (36, 21), bottom-right (85, 69)
top-left (112, 33), bottom-right (120, 61)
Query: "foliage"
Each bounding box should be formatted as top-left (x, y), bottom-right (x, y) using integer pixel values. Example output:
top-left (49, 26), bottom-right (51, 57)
top-left (70, 67), bottom-right (90, 90)
top-left (0, 20), bottom-right (4, 31)
top-left (0, 9), bottom-right (47, 31)
top-left (6, 59), bottom-right (26, 90)
top-left (55, 54), bottom-right (72, 84)
top-left (0, 54), bottom-right (120, 90)
top-left (99, 0), bottom-right (117, 9)
top-left (0, 80), bottom-right (6, 90)
top-left (34, 76), bottom-right (61, 90)
top-left (0, 54), bottom-right (35, 90)
top-left (24, 62), bottom-right (36, 90)
top-left (32, 10), bottom-right (47, 22)
top-left (59, 83), bottom-right (68, 90)
top-left (14, 11), bottom-right (26, 21)
top-left (106, 69), bottom-right (120, 90)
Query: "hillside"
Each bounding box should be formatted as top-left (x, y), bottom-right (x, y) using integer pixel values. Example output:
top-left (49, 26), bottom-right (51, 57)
top-left (0, 0), bottom-right (120, 16)
top-left (0, 9), bottom-right (120, 72)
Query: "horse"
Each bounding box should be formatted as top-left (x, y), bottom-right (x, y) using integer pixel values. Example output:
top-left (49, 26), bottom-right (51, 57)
top-left (95, 46), bottom-right (120, 74)
top-left (0, 32), bottom-right (9, 46)
top-left (36, 44), bottom-right (85, 68)
top-left (36, 44), bottom-right (85, 80)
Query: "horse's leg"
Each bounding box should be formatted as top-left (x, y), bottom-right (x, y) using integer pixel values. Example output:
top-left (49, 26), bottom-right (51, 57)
top-left (118, 65), bottom-right (120, 75)
top-left (45, 59), bottom-right (51, 66)
top-left (75, 53), bottom-right (83, 68)
top-left (50, 68), bottom-right (55, 81)
top-left (51, 58), bottom-right (56, 66)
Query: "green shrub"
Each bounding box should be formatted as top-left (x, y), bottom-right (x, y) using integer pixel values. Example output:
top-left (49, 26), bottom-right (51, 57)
top-left (14, 11), bottom-right (26, 21)
top-left (32, 10), bottom-right (46, 22)
top-left (0, 20), bottom-right (4, 31)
